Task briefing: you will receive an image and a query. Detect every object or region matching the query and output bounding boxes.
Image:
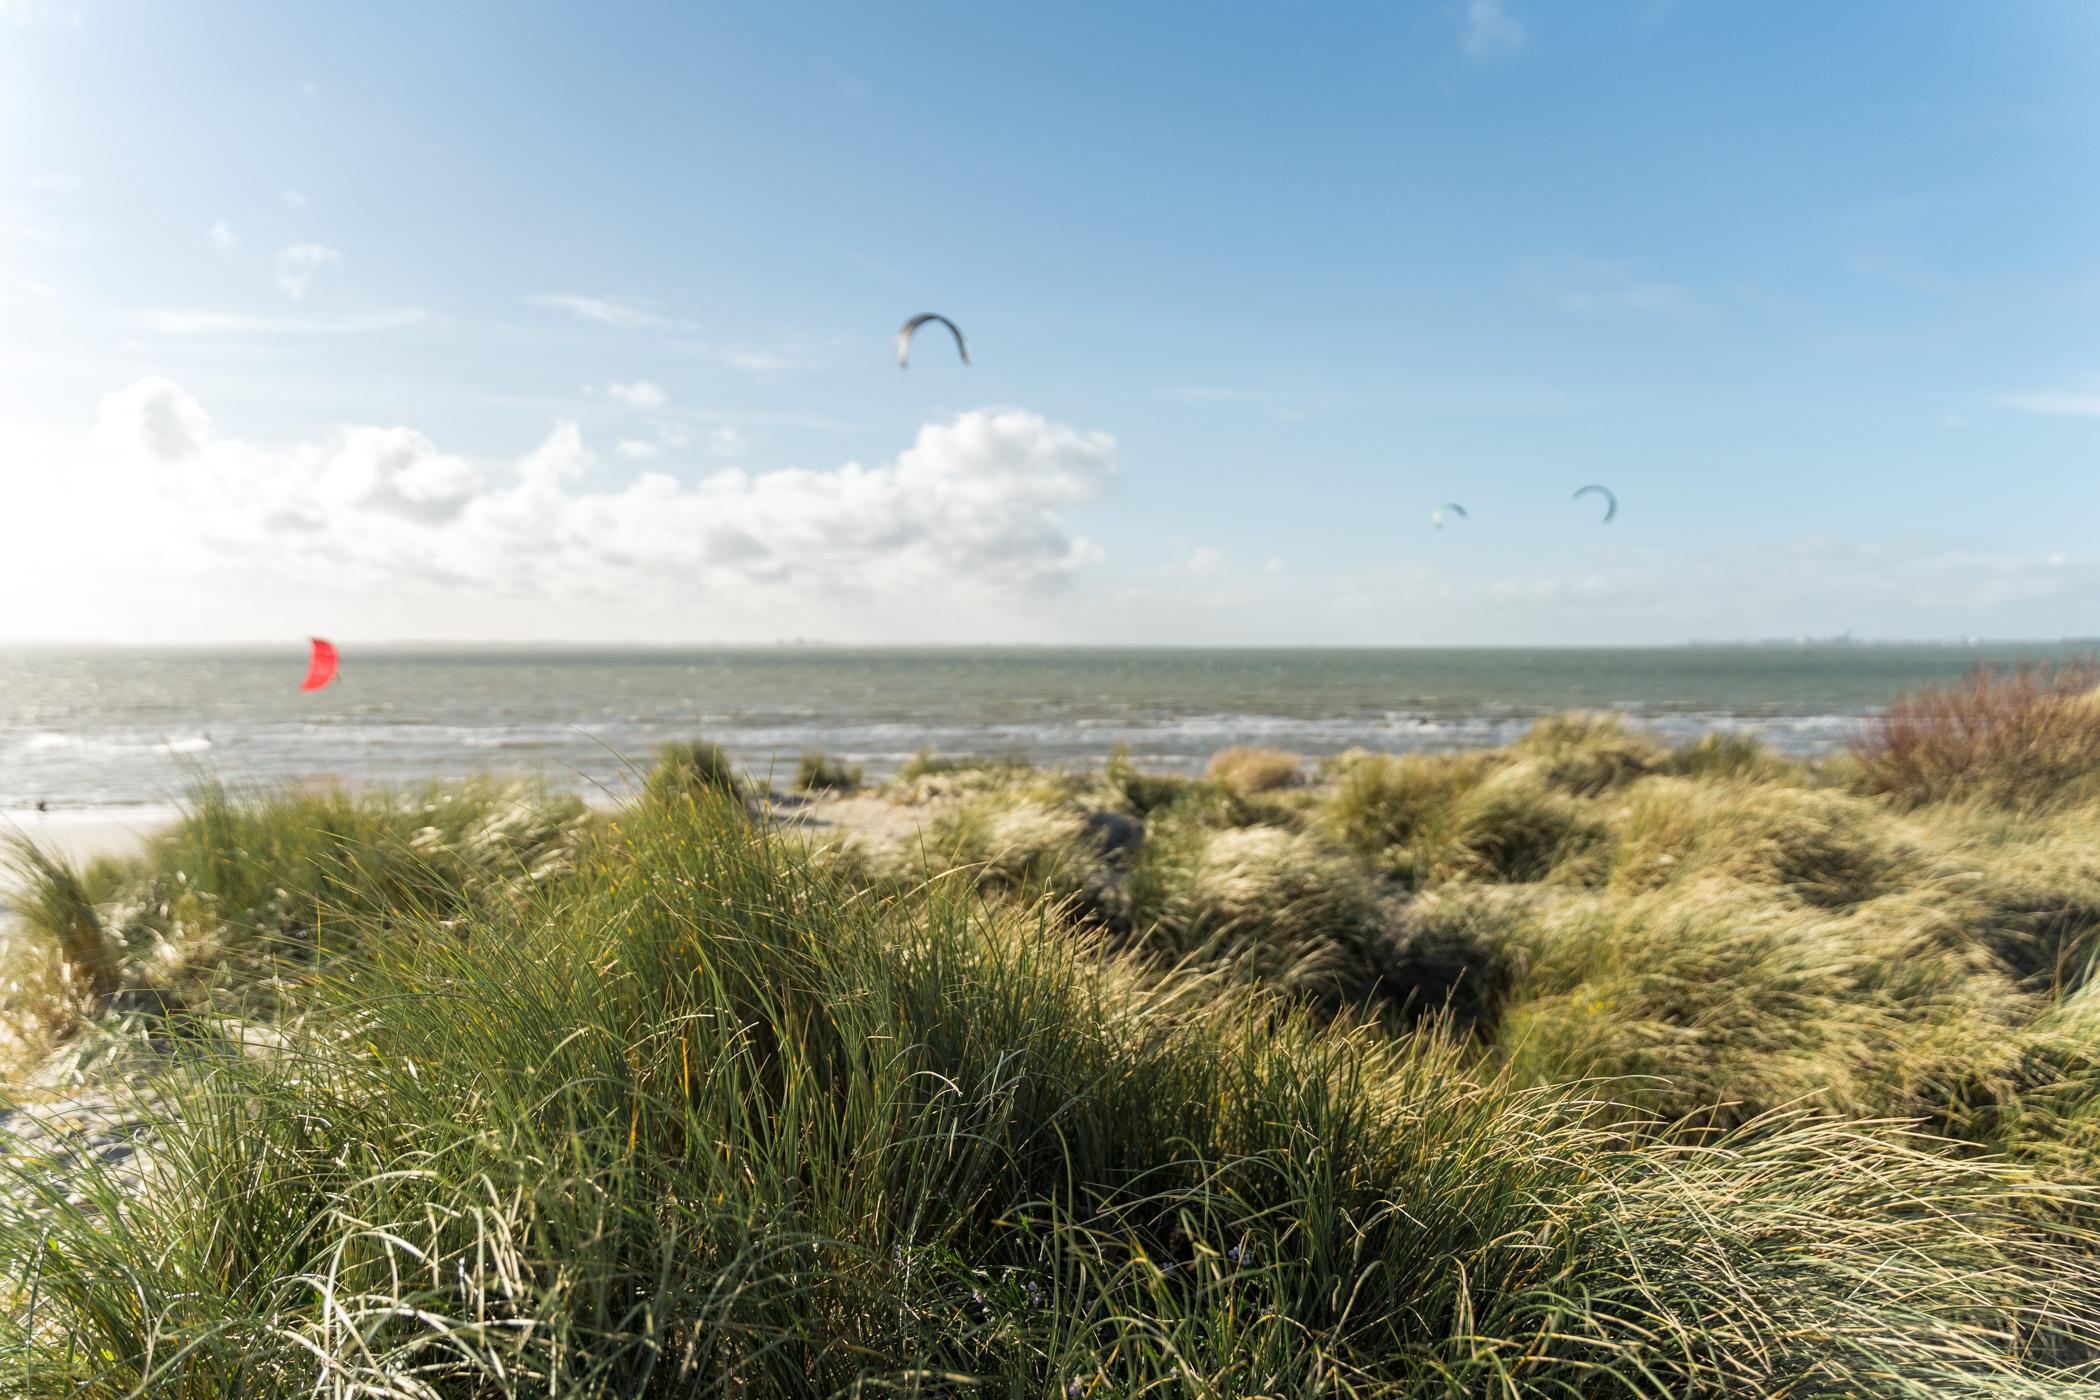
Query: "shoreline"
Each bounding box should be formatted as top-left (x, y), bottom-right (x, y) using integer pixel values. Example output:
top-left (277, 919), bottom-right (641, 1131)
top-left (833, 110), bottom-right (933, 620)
top-left (0, 805), bottom-right (181, 877)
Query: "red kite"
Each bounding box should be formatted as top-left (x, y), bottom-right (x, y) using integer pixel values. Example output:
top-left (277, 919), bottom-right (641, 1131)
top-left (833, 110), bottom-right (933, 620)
top-left (301, 637), bottom-right (340, 692)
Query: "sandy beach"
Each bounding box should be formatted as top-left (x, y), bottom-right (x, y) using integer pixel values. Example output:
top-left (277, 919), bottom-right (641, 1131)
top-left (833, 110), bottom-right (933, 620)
top-left (0, 806), bottom-right (173, 891)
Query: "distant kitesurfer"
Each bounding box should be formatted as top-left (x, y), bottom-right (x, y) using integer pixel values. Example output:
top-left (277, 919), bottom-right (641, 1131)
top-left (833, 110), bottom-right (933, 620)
top-left (896, 313), bottom-right (969, 367)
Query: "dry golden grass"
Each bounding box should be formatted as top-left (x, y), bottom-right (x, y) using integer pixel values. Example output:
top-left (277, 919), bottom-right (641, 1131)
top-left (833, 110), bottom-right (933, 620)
top-left (1204, 745), bottom-right (1304, 794)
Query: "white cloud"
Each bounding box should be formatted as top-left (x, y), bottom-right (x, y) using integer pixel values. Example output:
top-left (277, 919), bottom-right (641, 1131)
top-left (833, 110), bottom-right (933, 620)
top-left (208, 220), bottom-right (236, 253)
top-left (317, 426), bottom-right (480, 524)
top-left (281, 188), bottom-right (309, 208)
top-left (0, 2), bottom-right (80, 28)
top-left (1549, 258), bottom-right (1699, 315)
top-left (0, 211), bottom-right (73, 248)
top-left (617, 438), bottom-right (661, 461)
top-left (0, 275), bottom-right (57, 306)
top-left (726, 349), bottom-right (821, 372)
top-left (528, 294), bottom-right (687, 330)
top-left (708, 426), bottom-right (745, 457)
top-left (1992, 388), bottom-right (2100, 418)
top-left (139, 307), bottom-right (425, 335)
top-left (1462, 0), bottom-right (1527, 58)
top-left (605, 379), bottom-right (667, 409)
top-left (94, 377), bottom-right (212, 462)
top-left (1173, 547), bottom-right (1229, 579)
top-left (275, 242), bottom-right (340, 300)
top-left (73, 383), bottom-right (1115, 605)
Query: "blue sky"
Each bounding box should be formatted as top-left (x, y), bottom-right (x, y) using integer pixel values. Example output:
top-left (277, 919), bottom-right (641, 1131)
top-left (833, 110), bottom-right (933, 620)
top-left (2, 0), bottom-right (2098, 643)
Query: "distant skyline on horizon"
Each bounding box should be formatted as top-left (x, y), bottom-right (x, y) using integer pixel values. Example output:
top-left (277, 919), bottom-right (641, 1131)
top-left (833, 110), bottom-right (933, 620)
top-left (9, 635), bottom-right (2100, 654)
top-left (3, 2), bottom-right (2099, 646)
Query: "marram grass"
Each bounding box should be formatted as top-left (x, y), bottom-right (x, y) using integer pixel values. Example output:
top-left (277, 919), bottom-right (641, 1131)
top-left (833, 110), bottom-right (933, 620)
top-left (9, 704), bottom-right (2100, 1393)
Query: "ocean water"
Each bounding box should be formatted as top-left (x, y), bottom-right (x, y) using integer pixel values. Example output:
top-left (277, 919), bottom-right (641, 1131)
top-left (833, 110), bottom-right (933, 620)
top-left (0, 643), bottom-right (2088, 809)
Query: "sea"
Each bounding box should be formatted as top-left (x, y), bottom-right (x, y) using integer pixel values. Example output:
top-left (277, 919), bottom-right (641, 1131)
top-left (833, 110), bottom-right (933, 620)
top-left (0, 643), bottom-right (2090, 811)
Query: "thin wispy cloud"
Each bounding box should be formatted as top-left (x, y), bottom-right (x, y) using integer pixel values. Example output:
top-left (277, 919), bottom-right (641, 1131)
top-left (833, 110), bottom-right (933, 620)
top-left (280, 188), bottom-right (310, 208)
top-left (1462, 0), bottom-right (1527, 59)
top-left (1172, 546), bottom-right (1229, 579)
top-left (726, 349), bottom-right (822, 372)
top-left (0, 212), bottom-right (73, 248)
top-left (0, 275), bottom-right (57, 307)
top-left (0, 1), bottom-right (83, 29)
top-left (207, 220), bottom-right (235, 254)
top-left (275, 242), bottom-right (340, 300)
top-left (1992, 387), bottom-right (2100, 418)
top-left (528, 293), bottom-right (690, 330)
top-left (1545, 258), bottom-right (1700, 315)
top-left (616, 438), bottom-right (661, 461)
top-left (139, 307), bottom-right (427, 335)
top-left (605, 379), bottom-right (667, 409)
top-left (1162, 386), bottom-right (1255, 404)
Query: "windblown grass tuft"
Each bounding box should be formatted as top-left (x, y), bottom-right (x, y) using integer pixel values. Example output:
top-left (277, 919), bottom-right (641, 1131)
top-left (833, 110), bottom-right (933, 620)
top-left (3, 834), bottom-right (121, 1001)
top-left (1204, 745), bottom-right (1303, 794)
top-left (645, 736), bottom-right (746, 802)
top-left (792, 749), bottom-right (863, 793)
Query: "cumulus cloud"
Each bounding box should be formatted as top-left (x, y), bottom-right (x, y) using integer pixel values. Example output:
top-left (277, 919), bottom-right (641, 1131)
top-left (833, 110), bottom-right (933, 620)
top-left (208, 219), bottom-right (235, 253)
top-left (275, 242), bottom-right (340, 300)
top-left (316, 426), bottom-right (479, 524)
top-left (1173, 546), bottom-right (1229, 579)
top-left (605, 379), bottom-right (667, 409)
top-left (1463, 0), bottom-right (1526, 58)
top-left (82, 380), bottom-right (1115, 603)
top-left (95, 377), bottom-right (212, 462)
top-left (708, 426), bottom-right (746, 457)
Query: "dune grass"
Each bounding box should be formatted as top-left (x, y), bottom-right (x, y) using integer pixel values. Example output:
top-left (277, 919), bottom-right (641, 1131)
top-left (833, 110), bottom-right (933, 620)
top-left (6, 790), bottom-right (2100, 1394)
top-left (11, 695), bottom-right (2100, 1391)
top-left (792, 749), bottom-right (863, 794)
top-left (646, 736), bottom-right (748, 803)
top-left (3, 834), bottom-right (122, 1002)
top-left (1204, 745), bottom-right (1303, 794)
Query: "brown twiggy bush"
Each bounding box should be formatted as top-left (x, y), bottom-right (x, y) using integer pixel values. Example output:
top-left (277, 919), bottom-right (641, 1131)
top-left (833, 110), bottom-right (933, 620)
top-left (1852, 661), bottom-right (2100, 809)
